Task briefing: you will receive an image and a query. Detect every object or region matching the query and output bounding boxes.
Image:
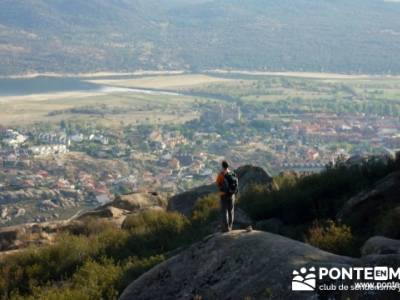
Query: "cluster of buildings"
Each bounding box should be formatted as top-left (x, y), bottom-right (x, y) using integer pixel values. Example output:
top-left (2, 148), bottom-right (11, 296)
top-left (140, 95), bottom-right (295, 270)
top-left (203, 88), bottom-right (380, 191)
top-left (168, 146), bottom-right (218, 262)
top-left (0, 127), bottom-right (122, 225)
top-left (1, 98), bottom-right (399, 225)
top-left (260, 113), bottom-right (400, 172)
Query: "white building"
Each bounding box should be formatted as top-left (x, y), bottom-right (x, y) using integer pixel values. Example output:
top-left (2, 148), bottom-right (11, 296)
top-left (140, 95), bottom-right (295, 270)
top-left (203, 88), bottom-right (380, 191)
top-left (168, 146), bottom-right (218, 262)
top-left (30, 145), bottom-right (68, 157)
top-left (3, 130), bottom-right (27, 147)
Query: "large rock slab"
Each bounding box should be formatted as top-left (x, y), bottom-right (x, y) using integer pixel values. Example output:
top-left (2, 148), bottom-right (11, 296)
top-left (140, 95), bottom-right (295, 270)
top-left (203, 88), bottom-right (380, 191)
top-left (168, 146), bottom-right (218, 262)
top-left (112, 192), bottom-right (170, 211)
top-left (337, 171), bottom-right (400, 236)
top-left (361, 236), bottom-right (400, 256)
top-left (235, 165), bottom-right (276, 193)
top-left (77, 192), bottom-right (170, 227)
top-left (120, 230), bottom-right (355, 300)
top-left (168, 184), bottom-right (217, 216)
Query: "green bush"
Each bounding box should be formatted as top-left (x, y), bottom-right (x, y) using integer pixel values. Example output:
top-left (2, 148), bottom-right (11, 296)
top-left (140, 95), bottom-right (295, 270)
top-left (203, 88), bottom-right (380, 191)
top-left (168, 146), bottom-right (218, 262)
top-left (239, 162), bottom-right (396, 225)
top-left (306, 220), bottom-right (355, 255)
top-left (117, 255), bottom-right (165, 291)
top-left (238, 184), bottom-right (280, 222)
top-left (0, 221), bottom-right (166, 299)
top-left (0, 233), bottom-right (101, 296)
top-left (273, 172), bottom-right (299, 189)
top-left (190, 193), bottom-right (220, 236)
top-left (192, 194), bottom-right (220, 224)
top-left (20, 259), bottom-right (123, 300)
top-left (10, 255), bottom-right (165, 300)
top-left (123, 210), bottom-right (190, 255)
top-left (66, 218), bottom-right (117, 236)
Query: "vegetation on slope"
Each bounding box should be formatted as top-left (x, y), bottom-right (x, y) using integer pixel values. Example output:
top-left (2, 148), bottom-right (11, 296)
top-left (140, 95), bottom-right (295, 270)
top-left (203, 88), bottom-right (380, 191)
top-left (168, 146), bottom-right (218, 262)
top-left (0, 155), bottom-right (398, 298)
top-left (0, 198), bottom-right (219, 300)
top-left (2, 0), bottom-right (400, 74)
top-left (239, 154), bottom-right (400, 255)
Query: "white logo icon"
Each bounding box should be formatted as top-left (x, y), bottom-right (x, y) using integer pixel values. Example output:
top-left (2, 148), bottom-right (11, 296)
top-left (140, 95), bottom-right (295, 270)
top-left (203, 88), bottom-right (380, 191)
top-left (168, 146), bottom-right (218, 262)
top-left (292, 267), bottom-right (316, 291)
top-left (374, 267), bottom-right (388, 281)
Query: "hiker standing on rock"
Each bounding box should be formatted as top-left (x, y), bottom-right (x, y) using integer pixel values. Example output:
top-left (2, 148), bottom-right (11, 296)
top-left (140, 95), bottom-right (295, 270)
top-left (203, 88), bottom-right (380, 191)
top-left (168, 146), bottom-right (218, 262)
top-left (216, 160), bottom-right (239, 232)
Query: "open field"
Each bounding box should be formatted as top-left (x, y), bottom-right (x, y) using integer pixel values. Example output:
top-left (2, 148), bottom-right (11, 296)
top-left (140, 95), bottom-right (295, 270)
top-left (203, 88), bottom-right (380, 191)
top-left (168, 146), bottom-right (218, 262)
top-left (207, 70), bottom-right (400, 80)
top-left (2, 72), bottom-right (400, 127)
top-left (182, 73), bottom-right (400, 105)
top-left (0, 90), bottom-right (199, 127)
top-left (86, 74), bottom-right (234, 90)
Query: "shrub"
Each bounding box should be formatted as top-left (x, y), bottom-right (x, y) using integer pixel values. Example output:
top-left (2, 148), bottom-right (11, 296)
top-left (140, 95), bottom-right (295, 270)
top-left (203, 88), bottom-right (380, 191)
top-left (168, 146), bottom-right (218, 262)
top-left (0, 209), bottom-right (199, 299)
top-left (11, 256), bottom-right (164, 300)
top-left (0, 233), bottom-right (101, 296)
top-left (123, 210), bottom-right (190, 255)
top-left (191, 194), bottom-right (220, 225)
top-left (238, 184), bottom-right (279, 221)
top-left (4, 250), bottom-right (165, 300)
top-left (66, 218), bottom-right (117, 236)
top-left (190, 193), bottom-right (220, 236)
top-left (306, 220), bottom-right (355, 255)
top-left (239, 162), bottom-right (396, 225)
top-left (273, 172), bottom-right (299, 189)
top-left (0, 227), bottom-right (132, 298)
top-left (68, 258), bottom-right (122, 299)
top-left (117, 255), bottom-right (165, 291)
top-left (21, 259), bottom-right (123, 300)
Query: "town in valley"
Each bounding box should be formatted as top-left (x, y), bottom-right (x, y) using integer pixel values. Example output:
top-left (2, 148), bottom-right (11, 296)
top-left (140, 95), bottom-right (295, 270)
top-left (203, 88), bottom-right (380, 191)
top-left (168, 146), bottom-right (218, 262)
top-left (1, 72), bottom-right (400, 225)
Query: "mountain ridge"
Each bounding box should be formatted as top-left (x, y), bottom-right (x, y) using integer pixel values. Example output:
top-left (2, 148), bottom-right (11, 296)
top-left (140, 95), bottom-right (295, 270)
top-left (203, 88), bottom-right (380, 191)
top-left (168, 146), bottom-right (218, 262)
top-left (1, 0), bottom-right (400, 75)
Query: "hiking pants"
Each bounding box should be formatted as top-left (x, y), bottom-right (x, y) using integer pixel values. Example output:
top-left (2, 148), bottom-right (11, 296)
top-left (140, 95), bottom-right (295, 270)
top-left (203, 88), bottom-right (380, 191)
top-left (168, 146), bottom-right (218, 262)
top-left (220, 194), bottom-right (235, 231)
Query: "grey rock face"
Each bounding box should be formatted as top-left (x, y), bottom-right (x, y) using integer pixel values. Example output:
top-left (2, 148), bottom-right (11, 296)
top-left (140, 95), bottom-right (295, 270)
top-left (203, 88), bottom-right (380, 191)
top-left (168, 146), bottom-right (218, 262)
top-left (234, 208), bottom-right (253, 228)
top-left (361, 236), bottom-right (400, 256)
top-left (120, 230), bottom-right (355, 300)
top-left (255, 218), bottom-right (284, 234)
top-left (337, 171), bottom-right (400, 222)
top-left (112, 192), bottom-right (170, 212)
top-left (235, 165), bottom-right (276, 194)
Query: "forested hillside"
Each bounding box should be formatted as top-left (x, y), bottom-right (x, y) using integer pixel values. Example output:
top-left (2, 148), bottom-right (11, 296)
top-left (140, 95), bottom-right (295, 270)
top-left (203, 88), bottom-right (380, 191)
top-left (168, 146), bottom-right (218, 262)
top-left (1, 0), bottom-right (400, 75)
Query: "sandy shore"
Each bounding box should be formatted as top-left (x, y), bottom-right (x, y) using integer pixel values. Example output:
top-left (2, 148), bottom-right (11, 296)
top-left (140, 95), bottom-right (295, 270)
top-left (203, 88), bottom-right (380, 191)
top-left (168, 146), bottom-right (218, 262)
top-left (0, 70), bottom-right (185, 79)
top-left (0, 86), bottom-right (181, 104)
top-left (0, 90), bottom-right (104, 103)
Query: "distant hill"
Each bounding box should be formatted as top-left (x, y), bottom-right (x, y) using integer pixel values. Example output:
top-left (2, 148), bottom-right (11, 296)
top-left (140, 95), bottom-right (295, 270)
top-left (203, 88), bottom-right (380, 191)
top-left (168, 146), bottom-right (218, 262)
top-left (1, 0), bottom-right (400, 75)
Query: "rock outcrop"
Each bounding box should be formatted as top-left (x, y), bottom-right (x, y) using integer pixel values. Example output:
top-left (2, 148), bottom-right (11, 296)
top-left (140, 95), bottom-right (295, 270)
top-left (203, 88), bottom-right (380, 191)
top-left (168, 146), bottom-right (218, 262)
top-left (255, 218), bottom-right (284, 234)
top-left (337, 171), bottom-right (400, 236)
top-left (235, 165), bottom-right (276, 193)
top-left (77, 191), bottom-right (170, 226)
top-left (77, 206), bottom-right (128, 220)
top-left (120, 230), bottom-right (355, 300)
top-left (361, 236), bottom-right (400, 256)
top-left (0, 221), bottom-right (67, 251)
top-left (0, 192), bottom-right (171, 252)
top-left (167, 184), bottom-right (217, 216)
top-left (110, 192), bottom-right (170, 211)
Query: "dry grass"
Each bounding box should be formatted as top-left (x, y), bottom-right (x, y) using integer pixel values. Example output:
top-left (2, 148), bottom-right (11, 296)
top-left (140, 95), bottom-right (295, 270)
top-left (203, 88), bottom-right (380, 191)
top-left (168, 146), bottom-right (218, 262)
top-left (87, 74), bottom-right (233, 90)
top-left (0, 90), bottom-right (198, 126)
